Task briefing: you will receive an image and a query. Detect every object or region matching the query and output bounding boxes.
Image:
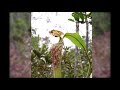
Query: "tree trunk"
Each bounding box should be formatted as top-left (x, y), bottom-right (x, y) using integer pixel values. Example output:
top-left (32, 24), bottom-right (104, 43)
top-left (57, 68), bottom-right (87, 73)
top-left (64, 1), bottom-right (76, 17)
top-left (74, 21), bottom-right (79, 78)
top-left (85, 12), bottom-right (89, 50)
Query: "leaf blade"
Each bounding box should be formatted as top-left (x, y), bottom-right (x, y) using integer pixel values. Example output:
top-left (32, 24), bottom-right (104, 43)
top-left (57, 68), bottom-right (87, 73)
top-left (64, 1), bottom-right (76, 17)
top-left (72, 12), bottom-right (79, 21)
top-left (68, 18), bottom-right (75, 22)
top-left (63, 33), bottom-right (86, 49)
top-left (79, 12), bottom-right (84, 22)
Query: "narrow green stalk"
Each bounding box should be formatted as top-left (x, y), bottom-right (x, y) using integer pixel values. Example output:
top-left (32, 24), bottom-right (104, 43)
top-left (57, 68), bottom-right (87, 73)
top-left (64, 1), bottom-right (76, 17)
top-left (78, 41), bottom-right (91, 77)
top-left (76, 40), bottom-right (91, 78)
top-left (53, 62), bottom-right (62, 78)
top-left (84, 49), bottom-right (92, 78)
top-left (79, 54), bottom-right (84, 77)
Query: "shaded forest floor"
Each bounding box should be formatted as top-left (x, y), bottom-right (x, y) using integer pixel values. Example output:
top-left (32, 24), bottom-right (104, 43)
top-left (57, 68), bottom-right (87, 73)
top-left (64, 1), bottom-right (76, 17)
top-left (93, 31), bottom-right (110, 78)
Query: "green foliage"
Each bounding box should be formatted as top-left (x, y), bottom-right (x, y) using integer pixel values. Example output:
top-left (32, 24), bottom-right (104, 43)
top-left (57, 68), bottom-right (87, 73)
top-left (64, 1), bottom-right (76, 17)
top-left (68, 12), bottom-right (92, 25)
top-left (79, 12), bottom-right (84, 21)
top-left (31, 31), bottom-right (52, 78)
top-left (61, 47), bottom-right (75, 77)
top-left (31, 37), bottom-right (92, 78)
top-left (68, 18), bottom-right (75, 22)
top-left (67, 12), bottom-right (92, 77)
top-left (72, 12), bottom-right (80, 21)
top-left (31, 43), bottom-right (52, 78)
top-left (64, 33), bottom-right (86, 49)
top-left (63, 33), bottom-right (92, 77)
top-left (10, 13), bottom-right (31, 77)
top-left (61, 46), bottom-right (92, 78)
top-left (32, 35), bottom-right (40, 49)
top-left (10, 12), bottom-right (30, 40)
top-left (92, 12), bottom-right (111, 37)
top-left (10, 12), bottom-right (31, 56)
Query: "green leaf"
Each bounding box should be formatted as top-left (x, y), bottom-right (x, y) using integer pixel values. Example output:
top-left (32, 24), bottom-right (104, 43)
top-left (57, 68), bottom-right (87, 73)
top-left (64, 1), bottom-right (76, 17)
top-left (68, 18), bottom-right (75, 22)
top-left (63, 33), bottom-right (86, 49)
top-left (33, 49), bottom-right (41, 59)
top-left (72, 12), bottom-right (79, 21)
top-left (79, 12), bottom-right (84, 22)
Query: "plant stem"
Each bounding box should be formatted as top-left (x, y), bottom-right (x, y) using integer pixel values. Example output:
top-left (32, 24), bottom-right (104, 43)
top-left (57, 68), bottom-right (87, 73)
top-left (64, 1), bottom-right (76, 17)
top-left (84, 49), bottom-right (92, 78)
top-left (53, 63), bottom-right (61, 78)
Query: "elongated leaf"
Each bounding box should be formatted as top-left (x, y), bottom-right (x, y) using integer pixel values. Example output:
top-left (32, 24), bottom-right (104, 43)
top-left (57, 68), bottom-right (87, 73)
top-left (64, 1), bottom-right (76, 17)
top-left (63, 33), bottom-right (86, 49)
top-left (68, 18), bottom-right (75, 22)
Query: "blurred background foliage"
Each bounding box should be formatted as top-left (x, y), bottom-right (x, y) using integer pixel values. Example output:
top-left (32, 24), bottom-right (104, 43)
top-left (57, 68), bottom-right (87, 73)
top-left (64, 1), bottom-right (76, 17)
top-left (92, 12), bottom-right (110, 78)
top-left (10, 13), bottom-right (30, 38)
top-left (10, 12), bottom-right (31, 54)
top-left (31, 29), bottom-right (53, 78)
top-left (10, 12), bottom-right (31, 77)
top-left (92, 12), bottom-right (111, 37)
